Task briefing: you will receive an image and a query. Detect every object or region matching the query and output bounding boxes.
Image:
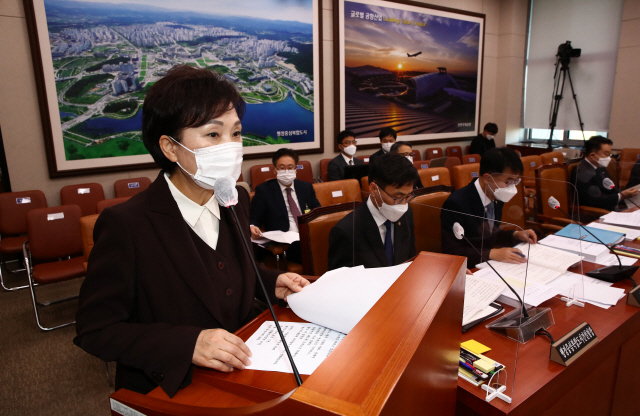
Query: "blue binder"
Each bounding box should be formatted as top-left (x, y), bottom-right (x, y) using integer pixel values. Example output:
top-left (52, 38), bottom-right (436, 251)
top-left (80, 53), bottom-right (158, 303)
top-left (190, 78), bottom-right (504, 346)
top-left (555, 223), bottom-right (625, 245)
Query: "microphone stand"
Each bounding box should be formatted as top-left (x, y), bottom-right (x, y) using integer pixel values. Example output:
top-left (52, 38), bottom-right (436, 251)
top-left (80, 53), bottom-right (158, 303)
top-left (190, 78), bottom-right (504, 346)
top-left (553, 205), bottom-right (638, 282)
top-left (227, 205), bottom-right (303, 386)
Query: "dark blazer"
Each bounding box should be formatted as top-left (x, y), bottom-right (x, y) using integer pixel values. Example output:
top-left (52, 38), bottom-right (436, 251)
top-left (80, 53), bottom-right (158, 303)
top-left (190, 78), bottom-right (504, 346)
top-left (440, 179), bottom-right (516, 268)
top-left (327, 154), bottom-right (364, 182)
top-left (328, 200), bottom-right (416, 270)
top-left (469, 134), bottom-right (495, 156)
top-left (250, 178), bottom-right (321, 231)
top-left (571, 159), bottom-right (618, 211)
top-left (74, 172), bottom-right (280, 398)
top-left (625, 160), bottom-right (640, 190)
top-left (368, 148), bottom-right (386, 165)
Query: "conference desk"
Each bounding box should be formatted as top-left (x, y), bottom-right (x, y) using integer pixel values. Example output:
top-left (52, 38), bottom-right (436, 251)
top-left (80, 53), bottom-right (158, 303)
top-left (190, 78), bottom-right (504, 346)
top-left (456, 235), bottom-right (640, 416)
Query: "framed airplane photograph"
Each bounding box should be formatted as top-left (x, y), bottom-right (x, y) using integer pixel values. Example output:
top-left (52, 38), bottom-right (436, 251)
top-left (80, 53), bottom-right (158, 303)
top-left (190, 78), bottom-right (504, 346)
top-left (334, 0), bottom-right (484, 149)
top-left (24, 0), bottom-right (324, 177)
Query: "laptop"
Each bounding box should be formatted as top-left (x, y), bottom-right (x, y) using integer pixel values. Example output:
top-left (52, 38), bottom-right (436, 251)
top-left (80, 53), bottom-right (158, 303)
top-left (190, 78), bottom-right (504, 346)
top-left (343, 165), bottom-right (370, 183)
top-left (427, 157), bottom-right (448, 168)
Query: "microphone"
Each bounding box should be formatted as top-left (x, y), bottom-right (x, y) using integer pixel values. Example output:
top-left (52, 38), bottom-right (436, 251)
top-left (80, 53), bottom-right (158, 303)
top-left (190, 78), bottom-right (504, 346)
top-left (453, 222), bottom-right (529, 319)
top-left (214, 176), bottom-right (303, 386)
top-left (603, 178), bottom-right (640, 210)
top-left (548, 196), bottom-right (638, 282)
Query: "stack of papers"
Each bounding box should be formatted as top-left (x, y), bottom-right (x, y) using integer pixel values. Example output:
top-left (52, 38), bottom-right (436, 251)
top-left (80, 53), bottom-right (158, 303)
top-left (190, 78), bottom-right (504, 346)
top-left (539, 234), bottom-right (610, 264)
top-left (472, 267), bottom-right (560, 308)
top-left (588, 222), bottom-right (640, 240)
top-left (547, 271), bottom-right (626, 309)
top-left (601, 210), bottom-right (640, 228)
top-left (462, 276), bottom-right (504, 326)
top-left (555, 223), bottom-right (625, 245)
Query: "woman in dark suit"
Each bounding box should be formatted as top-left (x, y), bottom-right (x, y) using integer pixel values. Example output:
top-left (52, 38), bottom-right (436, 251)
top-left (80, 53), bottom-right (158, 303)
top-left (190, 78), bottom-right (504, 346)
top-left (74, 65), bottom-right (309, 398)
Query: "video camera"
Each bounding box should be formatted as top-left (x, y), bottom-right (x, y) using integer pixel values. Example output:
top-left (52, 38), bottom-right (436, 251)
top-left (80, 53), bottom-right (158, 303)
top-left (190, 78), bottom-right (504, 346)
top-left (557, 41), bottom-right (581, 60)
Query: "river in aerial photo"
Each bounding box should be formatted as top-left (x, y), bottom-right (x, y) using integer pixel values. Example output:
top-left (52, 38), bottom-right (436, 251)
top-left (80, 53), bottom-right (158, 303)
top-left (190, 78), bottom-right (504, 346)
top-left (67, 95), bottom-right (314, 144)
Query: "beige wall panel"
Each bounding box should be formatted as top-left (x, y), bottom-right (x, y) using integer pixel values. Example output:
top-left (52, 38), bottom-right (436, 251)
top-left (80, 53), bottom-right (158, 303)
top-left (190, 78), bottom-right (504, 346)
top-left (0, 0), bottom-right (24, 17)
top-left (619, 18), bottom-right (640, 48)
top-left (623, 0), bottom-right (640, 20)
top-left (609, 46), bottom-right (640, 148)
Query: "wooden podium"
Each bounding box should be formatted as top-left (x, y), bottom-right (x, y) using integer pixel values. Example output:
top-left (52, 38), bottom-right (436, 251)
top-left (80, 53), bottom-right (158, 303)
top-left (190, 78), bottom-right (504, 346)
top-left (109, 252), bottom-right (466, 415)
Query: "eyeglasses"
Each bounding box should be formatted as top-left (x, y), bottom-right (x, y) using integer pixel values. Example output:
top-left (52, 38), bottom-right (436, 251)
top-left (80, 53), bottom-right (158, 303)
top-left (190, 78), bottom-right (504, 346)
top-left (491, 176), bottom-right (521, 187)
top-left (375, 183), bottom-right (416, 205)
top-left (342, 140), bottom-right (357, 146)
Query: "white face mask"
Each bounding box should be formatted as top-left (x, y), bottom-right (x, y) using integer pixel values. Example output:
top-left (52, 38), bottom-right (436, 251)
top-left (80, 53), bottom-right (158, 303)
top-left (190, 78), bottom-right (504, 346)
top-left (489, 176), bottom-right (518, 203)
top-left (276, 169), bottom-right (296, 186)
top-left (406, 155), bottom-right (414, 163)
top-left (169, 137), bottom-right (243, 190)
top-left (381, 142), bottom-right (393, 153)
top-left (374, 184), bottom-right (408, 222)
top-left (343, 145), bottom-right (357, 157)
top-left (597, 156), bottom-right (611, 168)
top-left (487, 135), bottom-right (495, 140)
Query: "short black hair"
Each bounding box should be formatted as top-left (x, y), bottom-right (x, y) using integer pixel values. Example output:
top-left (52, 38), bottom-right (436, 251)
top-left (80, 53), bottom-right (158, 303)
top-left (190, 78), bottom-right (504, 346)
top-left (336, 130), bottom-right (355, 146)
top-left (378, 127), bottom-right (397, 141)
top-left (142, 65), bottom-right (246, 171)
top-left (390, 141), bottom-right (413, 153)
top-left (584, 135), bottom-right (613, 156)
top-left (369, 153), bottom-right (419, 189)
top-left (480, 147), bottom-right (523, 176)
top-left (272, 148), bottom-right (299, 166)
top-left (483, 122), bottom-right (498, 135)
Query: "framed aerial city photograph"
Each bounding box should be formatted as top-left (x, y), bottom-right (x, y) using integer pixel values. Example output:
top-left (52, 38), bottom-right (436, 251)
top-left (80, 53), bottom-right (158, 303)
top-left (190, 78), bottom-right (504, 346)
top-left (24, 0), bottom-right (323, 177)
top-left (334, 0), bottom-right (484, 148)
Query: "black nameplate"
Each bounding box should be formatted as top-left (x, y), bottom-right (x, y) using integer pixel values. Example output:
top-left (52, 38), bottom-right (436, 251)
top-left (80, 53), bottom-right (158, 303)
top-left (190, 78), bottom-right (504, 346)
top-left (628, 285), bottom-right (640, 307)
top-left (550, 322), bottom-right (598, 366)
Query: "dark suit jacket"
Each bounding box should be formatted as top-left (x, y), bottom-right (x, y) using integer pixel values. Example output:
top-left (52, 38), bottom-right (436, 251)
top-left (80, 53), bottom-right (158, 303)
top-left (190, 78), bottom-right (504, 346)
top-left (327, 154), bottom-right (364, 181)
top-left (440, 179), bottom-right (516, 268)
top-left (571, 159), bottom-right (618, 211)
top-left (250, 178), bottom-right (321, 231)
top-left (469, 134), bottom-right (495, 156)
top-left (73, 172), bottom-right (280, 398)
top-left (368, 148), bottom-right (387, 165)
top-left (625, 160), bottom-right (640, 190)
top-left (328, 200), bottom-right (416, 270)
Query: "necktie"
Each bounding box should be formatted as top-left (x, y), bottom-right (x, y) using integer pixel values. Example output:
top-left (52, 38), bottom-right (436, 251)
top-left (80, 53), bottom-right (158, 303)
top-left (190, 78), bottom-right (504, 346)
top-left (349, 159), bottom-right (353, 165)
top-left (384, 220), bottom-right (394, 266)
top-left (285, 187), bottom-right (302, 226)
top-left (485, 202), bottom-right (495, 233)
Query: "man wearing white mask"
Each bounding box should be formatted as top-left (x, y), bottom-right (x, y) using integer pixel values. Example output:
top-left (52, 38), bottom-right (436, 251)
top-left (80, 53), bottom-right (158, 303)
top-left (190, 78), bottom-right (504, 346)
top-left (390, 141), bottom-right (424, 189)
top-left (328, 153), bottom-right (417, 270)
top-left (572, 135), bottom-right (638, 211)
top-left (369, 127), bottom-right (397, 165)
top-left (250, 148), bottom-right (321, 263)
top-left (327, 130), bottom-right (364, 181)
top-left (441, 148), bottom-right (537, 268)
top-left (469, 122), bottom-right (498, 156)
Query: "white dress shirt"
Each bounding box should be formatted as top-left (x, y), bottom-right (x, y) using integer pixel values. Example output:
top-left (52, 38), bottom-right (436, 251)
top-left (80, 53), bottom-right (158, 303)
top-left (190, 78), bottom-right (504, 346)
top-left (342, 152), bottom-right (355, 165)
top-left (367, 196), bottom-right (393, 244)
top-left (474, 177), bottom-right (493, 207)
top-left (164, 173), bottom-right (221, 249)
top-left (279, 181), bottom-right (302, 233)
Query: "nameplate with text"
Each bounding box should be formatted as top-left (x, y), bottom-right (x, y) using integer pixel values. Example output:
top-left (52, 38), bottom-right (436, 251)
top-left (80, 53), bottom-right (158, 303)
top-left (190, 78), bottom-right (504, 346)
top-left (550, 322), bottom-right (598, 366)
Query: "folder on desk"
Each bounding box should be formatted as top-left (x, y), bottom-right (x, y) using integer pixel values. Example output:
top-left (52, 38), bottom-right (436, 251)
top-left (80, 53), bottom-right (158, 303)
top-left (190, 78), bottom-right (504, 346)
top-left (555, 223), bottom-right (625, 245)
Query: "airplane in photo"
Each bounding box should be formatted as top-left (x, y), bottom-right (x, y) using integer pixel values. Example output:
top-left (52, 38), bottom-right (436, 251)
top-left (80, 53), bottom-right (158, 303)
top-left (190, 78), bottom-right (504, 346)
top-left (407, 51), bottom-right (422, 57)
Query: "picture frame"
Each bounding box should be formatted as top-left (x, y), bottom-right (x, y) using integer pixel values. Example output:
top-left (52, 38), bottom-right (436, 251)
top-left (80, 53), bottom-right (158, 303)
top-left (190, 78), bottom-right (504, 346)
top-left (334, 0), bottom-right (484, 151)
top-left (24, 0), bottom-right (324, 178)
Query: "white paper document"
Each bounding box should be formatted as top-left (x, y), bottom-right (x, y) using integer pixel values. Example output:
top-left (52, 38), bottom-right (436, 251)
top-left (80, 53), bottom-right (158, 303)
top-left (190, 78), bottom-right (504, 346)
top-left (547, 271), bottom-right (625, 308)
top-left (512, 242), bottom-right (583, 272)
top-left (472, 267), bottom-right (560, 307)
top-left (244, 321), bottom-right (346, 375)
top-left (463, 276), bottom-right (504, 325)
top-left (287, 263), bottom-right (411, 334)
top-left (601, 211), bottom-right (640, 228)
top-left (477, 261), bottom-right (563, 285)
top-left (539, 235), bottom-right (608, 263)
top-left (251, 230), bottom-right (300, 245)
top-left (587, 221), bottom-right (640, 240)
top-left (596, 252), bottom-right (638, 267)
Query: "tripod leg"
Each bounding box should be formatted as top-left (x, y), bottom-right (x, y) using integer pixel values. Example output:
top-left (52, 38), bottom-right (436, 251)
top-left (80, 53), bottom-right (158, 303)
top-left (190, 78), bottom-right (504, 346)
top-left (565, 68), bottom-right (586, 141)
top-left (548, 68), bottom-right (568, 149)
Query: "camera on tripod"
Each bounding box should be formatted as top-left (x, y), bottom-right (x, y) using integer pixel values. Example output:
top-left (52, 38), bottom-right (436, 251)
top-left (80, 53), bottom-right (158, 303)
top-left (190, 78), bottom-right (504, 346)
top-left (556, 41), bottom-right (581, 65)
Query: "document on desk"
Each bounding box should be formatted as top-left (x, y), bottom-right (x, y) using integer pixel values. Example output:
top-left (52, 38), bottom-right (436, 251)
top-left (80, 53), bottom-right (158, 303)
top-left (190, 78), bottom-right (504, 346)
top-left (463, 276), bottom-right (504, 325)
top-left (287, 263), bottom-right (411, 334)
top-left (601, 210), bottom-right (640, 228)
top-left (587, 222), bottom-right (640, 240)
top-left (477, 261), bottom-right (563, 285)
top-left (472, 267), bottom-right (560, 307)
top-left (512, 242), bottom-right (583, 272)
top-left (539, 235), bottom-right (608, 263)
top-left (244, 321), bottom-right (346, 374)
top-left (252, 230), bottom-right (300, 244)
top-left (595, 252), bottom-right (637, 267)
top-left (548, 271), bottom-right (626, 309)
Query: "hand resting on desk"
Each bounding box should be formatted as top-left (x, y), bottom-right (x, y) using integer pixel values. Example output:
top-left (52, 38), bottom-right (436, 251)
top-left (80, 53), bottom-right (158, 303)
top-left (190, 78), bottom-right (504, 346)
top-left (513, 229), bottom-right (537, 244)
top-left (192, 272), bottom-right (310, 373)
top-left (490, 247), bottom-right (528, 264)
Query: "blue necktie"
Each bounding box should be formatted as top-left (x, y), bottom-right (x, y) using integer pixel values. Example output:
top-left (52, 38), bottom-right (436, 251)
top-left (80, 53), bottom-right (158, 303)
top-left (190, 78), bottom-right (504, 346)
top-left (384, 220), bottom-right (394, 266)
top-left (485, 202), bottom-right (495, 233)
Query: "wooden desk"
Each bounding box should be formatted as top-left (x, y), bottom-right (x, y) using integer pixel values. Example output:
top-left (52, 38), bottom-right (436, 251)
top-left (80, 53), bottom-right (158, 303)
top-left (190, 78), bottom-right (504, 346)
top-left (456, 239), bottom-right (640, 416)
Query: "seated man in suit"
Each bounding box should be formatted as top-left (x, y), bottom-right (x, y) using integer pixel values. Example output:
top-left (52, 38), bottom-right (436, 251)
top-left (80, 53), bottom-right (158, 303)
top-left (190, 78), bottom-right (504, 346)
top-left (625, 159), bottom-right (640, 190)
top-left (441, 147), bottom-right (537, 269)
top-left (327, 130), bottom-right (364, 181)
top-left (369, 127), bottom-right (397, 165)
top-left (469, 122), bottom-right (498, 156)
top-left (390, 141), bottom-right (424, 189)
top-left (250, 148), bottom-right (321, 263)
top-left (572, 136), bottom-right (638, 211)
top-left (328, 153), bottom-right (418, 270)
